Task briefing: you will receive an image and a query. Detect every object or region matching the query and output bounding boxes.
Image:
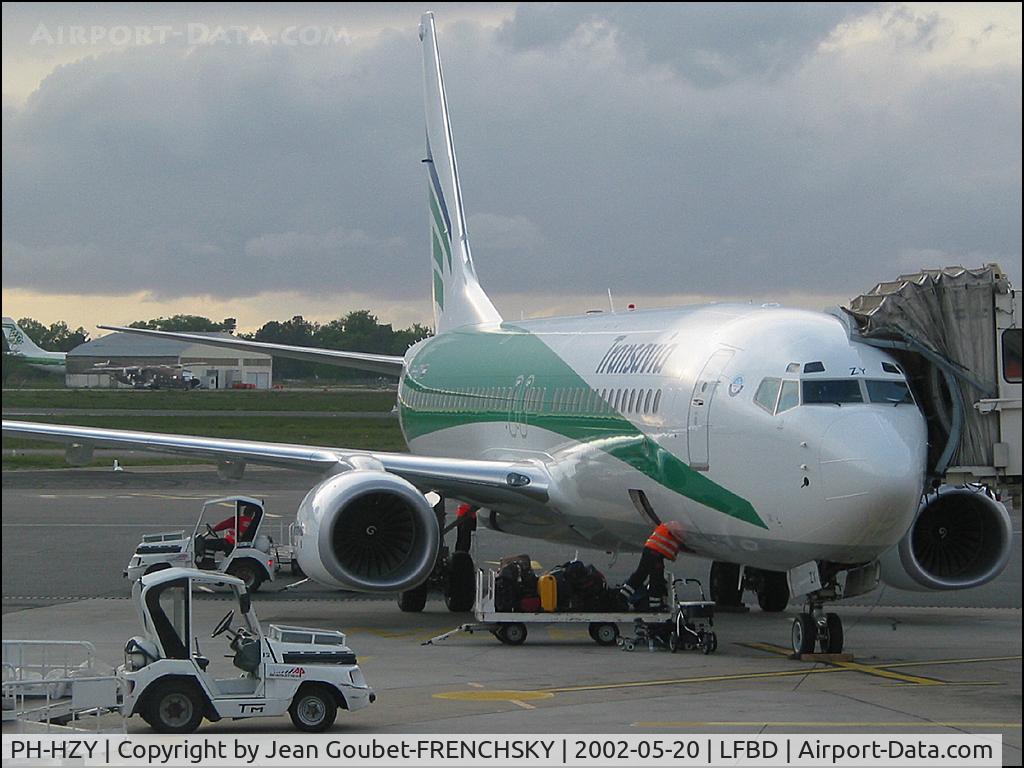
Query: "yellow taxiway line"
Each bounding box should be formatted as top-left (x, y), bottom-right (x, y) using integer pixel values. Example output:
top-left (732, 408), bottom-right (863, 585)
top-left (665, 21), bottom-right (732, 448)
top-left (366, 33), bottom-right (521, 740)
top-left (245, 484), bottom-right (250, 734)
top-left (433, 646), bottom-right (1020, 703)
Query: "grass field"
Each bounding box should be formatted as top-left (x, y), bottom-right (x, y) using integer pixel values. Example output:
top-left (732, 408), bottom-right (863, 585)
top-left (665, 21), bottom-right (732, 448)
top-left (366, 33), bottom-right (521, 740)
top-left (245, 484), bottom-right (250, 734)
top-left (2, 414), bottom-right (407, 469)
top-left (2, 388), bottom-right (397, 412)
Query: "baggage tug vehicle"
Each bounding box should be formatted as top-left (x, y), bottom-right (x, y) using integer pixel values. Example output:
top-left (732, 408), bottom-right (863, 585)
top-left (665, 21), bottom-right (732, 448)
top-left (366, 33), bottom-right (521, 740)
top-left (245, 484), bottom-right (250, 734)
top-left (124, 496), bottom-right (287, 591)
top-left (121, 568), bottom-right (374, 732)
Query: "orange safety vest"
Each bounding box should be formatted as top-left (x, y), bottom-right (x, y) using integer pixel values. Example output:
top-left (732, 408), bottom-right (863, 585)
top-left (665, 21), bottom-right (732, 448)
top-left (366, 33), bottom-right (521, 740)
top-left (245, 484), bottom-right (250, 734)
top-left (644, 523), bottom-right (681, 561)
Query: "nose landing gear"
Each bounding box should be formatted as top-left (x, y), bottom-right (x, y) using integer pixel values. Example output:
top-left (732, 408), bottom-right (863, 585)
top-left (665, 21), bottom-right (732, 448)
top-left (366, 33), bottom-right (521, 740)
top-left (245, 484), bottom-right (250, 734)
top-left (791, 605), bottom-right (844, 655)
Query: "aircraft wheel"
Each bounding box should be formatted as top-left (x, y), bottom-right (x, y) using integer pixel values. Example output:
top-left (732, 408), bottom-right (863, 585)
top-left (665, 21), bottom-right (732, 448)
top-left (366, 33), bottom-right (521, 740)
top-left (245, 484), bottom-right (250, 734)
top-left (397, 581), bottom-right (429, 612)
top-left (822, 613), bottom-right (844, 654)
top-left (710, 562), bottom-right (743, 606)
top-left (444, 552), bottom-right (475, 612)
top-left (289, 684), bottom-right (338, 733)
top-left (791, 613), bottom-right (816, 655)
top-left (144, 679), bottom-right (205, 734)
top-left (756, 571), bottom-right (790, 612)
top-left (496, 623), bottom-right (528, 646)
top-left (588, 622), bottom-right (619, 646)
top-left (227, 560), bottom-right (263, 592)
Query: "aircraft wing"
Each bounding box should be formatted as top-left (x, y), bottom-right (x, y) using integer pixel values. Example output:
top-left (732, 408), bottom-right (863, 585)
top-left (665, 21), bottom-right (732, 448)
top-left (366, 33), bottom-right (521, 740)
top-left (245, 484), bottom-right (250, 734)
top-left (97, 325), bottom-right (405, 376)
top-left (1, 420), bottom-right (550, 505)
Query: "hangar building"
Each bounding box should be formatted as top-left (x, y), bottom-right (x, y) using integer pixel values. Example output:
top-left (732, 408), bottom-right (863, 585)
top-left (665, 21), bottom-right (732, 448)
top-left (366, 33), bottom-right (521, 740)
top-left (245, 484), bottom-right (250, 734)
top-left (66, 332), bottom-right (273, 389)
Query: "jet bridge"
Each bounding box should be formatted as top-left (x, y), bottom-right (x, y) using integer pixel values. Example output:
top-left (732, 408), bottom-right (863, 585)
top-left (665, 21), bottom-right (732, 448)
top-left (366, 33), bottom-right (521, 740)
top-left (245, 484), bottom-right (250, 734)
top-left (838, 263), bottom-right (1021, 502)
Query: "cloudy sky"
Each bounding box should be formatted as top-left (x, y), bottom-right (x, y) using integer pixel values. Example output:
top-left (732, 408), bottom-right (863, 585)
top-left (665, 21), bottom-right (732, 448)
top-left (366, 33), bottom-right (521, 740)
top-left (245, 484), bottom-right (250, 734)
top-left (2, 2), bottom-right (1020, 333)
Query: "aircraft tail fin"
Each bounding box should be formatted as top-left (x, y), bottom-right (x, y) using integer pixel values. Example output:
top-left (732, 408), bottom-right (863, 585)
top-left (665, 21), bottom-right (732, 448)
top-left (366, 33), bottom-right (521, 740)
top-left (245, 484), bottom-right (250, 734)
top-left (420, 12), bottom-right (502, 333)
top-left (2, 317), bottom-right (48, 357)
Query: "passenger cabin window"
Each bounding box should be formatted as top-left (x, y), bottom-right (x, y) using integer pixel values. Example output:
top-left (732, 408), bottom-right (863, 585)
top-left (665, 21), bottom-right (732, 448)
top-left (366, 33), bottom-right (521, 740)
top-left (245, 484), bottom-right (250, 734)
top-left (754, 378), bottom-right (782, 413)
top-left (802, 379), bottom-right (863, 404)
top-left (866, 380), bottom-right (914, 405)
top-left (777, 380), bottom-right (800, 413)
top-left (1003, 328), bottom-right (1022, 383)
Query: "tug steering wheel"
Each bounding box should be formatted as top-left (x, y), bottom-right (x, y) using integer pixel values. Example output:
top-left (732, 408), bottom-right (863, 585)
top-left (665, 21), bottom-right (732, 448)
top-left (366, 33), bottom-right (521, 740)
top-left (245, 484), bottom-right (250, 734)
top-left (211, 609), bottom-right (235, 638)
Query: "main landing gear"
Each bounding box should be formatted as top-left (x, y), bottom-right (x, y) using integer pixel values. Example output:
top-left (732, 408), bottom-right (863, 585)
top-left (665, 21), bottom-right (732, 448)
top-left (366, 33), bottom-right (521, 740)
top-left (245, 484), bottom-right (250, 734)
top-left (396, 495), bottom-right (477, 614)
top-left (709, 562), bottom-right (790, 613)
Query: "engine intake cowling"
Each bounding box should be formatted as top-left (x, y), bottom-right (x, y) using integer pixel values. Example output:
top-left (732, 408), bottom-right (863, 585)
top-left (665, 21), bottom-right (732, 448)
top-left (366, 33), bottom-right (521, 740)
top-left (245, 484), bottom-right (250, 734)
top-left (880, 485), bottom-right (1012, 591)
top-left (295, 470), bottom-right (439, 592)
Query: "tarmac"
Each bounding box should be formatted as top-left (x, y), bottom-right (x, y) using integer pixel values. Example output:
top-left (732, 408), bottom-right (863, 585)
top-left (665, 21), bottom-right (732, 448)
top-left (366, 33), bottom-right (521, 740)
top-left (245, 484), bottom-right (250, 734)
top-left (2, 467), bottom-right (1021, 757)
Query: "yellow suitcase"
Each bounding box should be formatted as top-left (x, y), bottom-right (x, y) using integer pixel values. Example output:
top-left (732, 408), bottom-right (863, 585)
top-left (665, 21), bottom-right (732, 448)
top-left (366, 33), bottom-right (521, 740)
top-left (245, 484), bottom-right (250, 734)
top-left (538, 574), bottom-right (558, 612)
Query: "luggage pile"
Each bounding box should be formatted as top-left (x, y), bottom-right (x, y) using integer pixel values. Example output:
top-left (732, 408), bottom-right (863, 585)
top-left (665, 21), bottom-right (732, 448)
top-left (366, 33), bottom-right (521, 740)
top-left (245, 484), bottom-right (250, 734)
top-left (493, 555), bottom-right (628, 613)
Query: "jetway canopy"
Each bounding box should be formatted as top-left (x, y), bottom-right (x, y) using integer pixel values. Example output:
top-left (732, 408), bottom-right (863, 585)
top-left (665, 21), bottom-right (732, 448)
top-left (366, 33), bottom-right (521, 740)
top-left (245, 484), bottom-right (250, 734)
top-left (840, 264), bottom-right (1016, 482)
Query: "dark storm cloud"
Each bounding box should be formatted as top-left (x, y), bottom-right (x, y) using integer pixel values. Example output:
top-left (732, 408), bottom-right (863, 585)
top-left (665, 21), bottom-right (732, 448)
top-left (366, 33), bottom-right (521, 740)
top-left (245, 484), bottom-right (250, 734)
top-left (2, 4), bottom-right (1021, 305)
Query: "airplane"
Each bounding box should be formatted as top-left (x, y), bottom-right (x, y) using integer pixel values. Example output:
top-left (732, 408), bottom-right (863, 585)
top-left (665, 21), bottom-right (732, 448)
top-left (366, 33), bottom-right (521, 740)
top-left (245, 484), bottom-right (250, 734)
top-left (2, 12), bottom-right (1014, 655)
top-left (91, 361), bottom-right (203, 390)
top-left (2, 317), bottom-right (67, 373)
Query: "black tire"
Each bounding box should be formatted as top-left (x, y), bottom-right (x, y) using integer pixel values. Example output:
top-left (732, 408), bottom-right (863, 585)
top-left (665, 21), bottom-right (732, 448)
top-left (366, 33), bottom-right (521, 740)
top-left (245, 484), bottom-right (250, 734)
top-left (496, 623), bottom-right (528, 646)
top-left (667, 632), bottom-right (680, 653)
top-left (444, 551), bottom-right (475, 613)
top-left (791, 613), bottom-right (816, 655)
top-left (588, 622), bottom-right (619, 646)
top-left (144, 563), bottom-right (171, 576)
top-left (756, 571), bottom-right (790, 612)
top-left (143, 679), bottom-right (205, 734)
top-left (710, 562), bottom-right (743, 606)
top-left (704, 631), bottom-right (718, 654)
top-left (822, 613), bottom-right (844, 654)
top-left (397, 581), bottom-right (429, 612)
top-left (227, 560), bottom-right (264, 592)
top-left (288, 684), bottom-right (338, 733)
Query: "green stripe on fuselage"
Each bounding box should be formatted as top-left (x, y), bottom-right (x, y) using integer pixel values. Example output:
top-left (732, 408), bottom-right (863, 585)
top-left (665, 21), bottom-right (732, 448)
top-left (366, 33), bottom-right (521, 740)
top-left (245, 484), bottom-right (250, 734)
top-left (400, 325), bottom-right (766, 529)
top-left (428, 189), bottom-right (452, 272)
top-left (18, 356), bottom-right (64, 366)
top-left (432, 271), bottom-right (445, 310)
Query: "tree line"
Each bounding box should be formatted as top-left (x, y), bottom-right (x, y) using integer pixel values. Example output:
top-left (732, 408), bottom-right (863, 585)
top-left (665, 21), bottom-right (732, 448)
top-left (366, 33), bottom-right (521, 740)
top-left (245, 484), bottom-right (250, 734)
top-left (4, 311), bottom-right (431, 381)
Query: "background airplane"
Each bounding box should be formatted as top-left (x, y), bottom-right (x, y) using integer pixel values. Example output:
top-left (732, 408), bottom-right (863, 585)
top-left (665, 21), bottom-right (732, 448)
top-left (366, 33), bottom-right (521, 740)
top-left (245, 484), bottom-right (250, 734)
top-left (90, 361), bottom-right (203, 390)
top-left (2, 13), bottom-right (1015, 656)
top-left (2, 317), bottom-right (67, 373)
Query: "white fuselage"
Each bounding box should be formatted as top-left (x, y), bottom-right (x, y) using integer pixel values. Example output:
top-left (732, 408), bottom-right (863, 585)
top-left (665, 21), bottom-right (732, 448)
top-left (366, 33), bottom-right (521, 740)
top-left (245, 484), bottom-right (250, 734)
top-left (398, 303), bottom-right (927, 572)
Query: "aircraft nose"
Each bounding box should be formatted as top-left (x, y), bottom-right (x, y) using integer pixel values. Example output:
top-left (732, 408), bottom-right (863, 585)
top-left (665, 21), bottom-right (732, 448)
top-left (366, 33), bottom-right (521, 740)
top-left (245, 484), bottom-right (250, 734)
top-left (818, 411), bottom-right (924, 549)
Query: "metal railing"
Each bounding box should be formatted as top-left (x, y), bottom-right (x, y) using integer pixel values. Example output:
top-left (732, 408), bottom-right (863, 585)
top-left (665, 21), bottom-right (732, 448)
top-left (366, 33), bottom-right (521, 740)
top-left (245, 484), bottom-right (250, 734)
top-left (2, 641), bottom-right (125, 732)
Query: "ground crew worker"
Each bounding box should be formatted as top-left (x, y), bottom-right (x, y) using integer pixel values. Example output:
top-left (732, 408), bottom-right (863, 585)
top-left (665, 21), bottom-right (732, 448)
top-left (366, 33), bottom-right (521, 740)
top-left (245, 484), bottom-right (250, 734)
top-left (454, 504), bottom-right (478, 553)
top-left (205, 510), bottom-right (255, 554)
top-left (620, 521), bottom-right (684, 609)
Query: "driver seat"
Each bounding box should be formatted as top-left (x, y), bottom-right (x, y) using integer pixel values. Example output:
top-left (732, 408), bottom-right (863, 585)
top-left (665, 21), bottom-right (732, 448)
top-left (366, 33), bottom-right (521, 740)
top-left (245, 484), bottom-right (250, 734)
top-left (232, 633), bottom-right (261, 675)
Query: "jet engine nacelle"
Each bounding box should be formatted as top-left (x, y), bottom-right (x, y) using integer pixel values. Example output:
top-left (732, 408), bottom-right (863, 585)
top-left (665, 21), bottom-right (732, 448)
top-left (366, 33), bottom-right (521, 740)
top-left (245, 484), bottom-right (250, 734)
top-left (295, 470), bottom-right (440, 592)
top-left (880, 485), bottom-right (1012, 591)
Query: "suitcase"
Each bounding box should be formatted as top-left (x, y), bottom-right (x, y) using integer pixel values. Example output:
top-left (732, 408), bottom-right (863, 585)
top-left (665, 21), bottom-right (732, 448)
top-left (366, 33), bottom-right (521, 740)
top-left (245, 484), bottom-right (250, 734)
top-left (518, 596), bottom-right (541, 612)
top-left (538, 573), bottom-right (558, 612)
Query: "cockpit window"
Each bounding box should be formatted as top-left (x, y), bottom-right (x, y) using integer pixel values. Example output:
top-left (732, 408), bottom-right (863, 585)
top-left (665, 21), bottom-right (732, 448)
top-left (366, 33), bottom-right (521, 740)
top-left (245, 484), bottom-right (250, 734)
top-left (866, 380), bottom-right (913, 405)
top-left (754, 377), bottom-right (781, 412)
top-left (881, 361), bottom-right (902, 375)
top-left (803, 361), bottom-right (825, 373)
top-left (777, 380), bottom-right (800, 413)
top-left (802, 379), bottom-right (863, 404)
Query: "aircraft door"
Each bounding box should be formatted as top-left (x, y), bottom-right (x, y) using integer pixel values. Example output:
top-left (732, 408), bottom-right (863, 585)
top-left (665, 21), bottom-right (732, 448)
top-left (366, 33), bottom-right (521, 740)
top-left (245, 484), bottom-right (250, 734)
top-left (687, 349), bottom-right (734, 471)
